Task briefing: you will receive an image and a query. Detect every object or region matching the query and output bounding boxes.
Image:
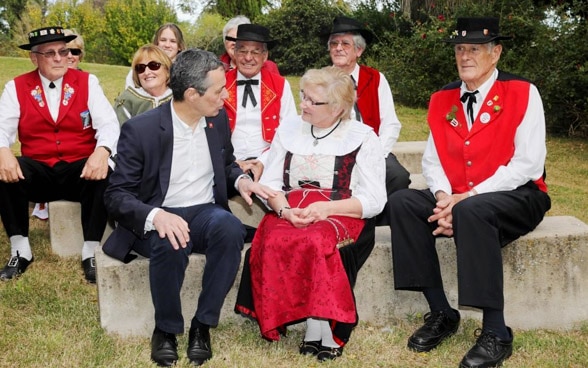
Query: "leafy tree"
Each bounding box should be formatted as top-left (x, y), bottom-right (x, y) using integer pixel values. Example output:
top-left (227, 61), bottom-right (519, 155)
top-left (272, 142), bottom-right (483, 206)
top-left (103, 0), bottom-right (178, 65)
top-left (183, 12), bottom-right (225, 56)
top-left (201, 0), bottom-right (272, 19)
top-left (257, 0), bottom-right (347, 75)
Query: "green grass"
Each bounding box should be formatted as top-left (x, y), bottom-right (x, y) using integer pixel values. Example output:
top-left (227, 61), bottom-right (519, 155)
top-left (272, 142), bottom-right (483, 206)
top-left (1, 57), bottom-right (588, 367)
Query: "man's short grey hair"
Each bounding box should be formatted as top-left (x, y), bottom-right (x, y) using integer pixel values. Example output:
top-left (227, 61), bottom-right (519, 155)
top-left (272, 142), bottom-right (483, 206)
top-left (328, 33), bottom-right (367, 52)
top-left (223, 15), bottom-right (251, 38)
top-left (170, 49), bottom-right (224, 101)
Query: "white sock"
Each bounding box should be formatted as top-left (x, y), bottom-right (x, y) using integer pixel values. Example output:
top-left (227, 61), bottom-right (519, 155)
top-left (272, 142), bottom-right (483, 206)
top-left (320, 319), bottom-right (340, 348)
top-left (10, 235), bottom-right (33, 260)
top-left (304, 318), bottom-right (322, 342)
top-left (82, 241), bottom-right (99, 261)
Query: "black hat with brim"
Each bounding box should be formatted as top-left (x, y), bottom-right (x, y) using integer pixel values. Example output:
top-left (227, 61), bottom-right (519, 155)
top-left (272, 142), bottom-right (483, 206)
top-left (444, 17), bottom-right (512, 44)
top-left (227, 24), bottom-right (277, 49)
top-left (326, 16), bottom-right (374, 44)
top-left (19, 26), bottom-right (77, 50)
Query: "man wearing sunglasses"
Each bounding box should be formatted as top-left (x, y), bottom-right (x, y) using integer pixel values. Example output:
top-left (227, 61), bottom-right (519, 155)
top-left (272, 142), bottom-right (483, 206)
top-left (0, 26), bottom-right (119, 283)
top-left (327, 16), bottom-right (411, 225)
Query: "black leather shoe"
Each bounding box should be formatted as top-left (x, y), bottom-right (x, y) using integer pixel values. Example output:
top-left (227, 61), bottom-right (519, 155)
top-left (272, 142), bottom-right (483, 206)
top-left (459, 327), bottom-right (513, 368)
top-left (0, 253), bottom-right (33, 281)
top-left (408, 309), bottom-right (460, 352)
top-left (316, 345), bottom-right (343, 361)
top-left (187, 326), bottom-right (212, 366)
top-left (299, 340), bottom-right (321, 356)
top-left (151, 327), bottom-right (178, 367)
top-left (82, 257), bottom-right (96, 283)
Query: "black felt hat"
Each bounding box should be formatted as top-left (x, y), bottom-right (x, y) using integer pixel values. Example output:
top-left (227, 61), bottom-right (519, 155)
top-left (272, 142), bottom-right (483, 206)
top-left (19, 26), bottom-right (78, 50)
top-left (444, 17), bottom-right (512, 44)
top-left (226, 24), bottom-right (276, 49)
top-left (327, 16), bottom-right (373, 44)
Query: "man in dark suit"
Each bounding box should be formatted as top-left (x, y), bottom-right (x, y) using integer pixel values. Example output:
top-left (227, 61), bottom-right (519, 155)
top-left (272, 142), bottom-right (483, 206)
top-left (103, 49), bottom-right (276, 367)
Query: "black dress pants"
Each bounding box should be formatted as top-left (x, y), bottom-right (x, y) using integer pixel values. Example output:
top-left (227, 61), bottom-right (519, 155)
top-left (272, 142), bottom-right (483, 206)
top-left (132, 203), bottom-right (245, 334)
top-left (388, 184), bottom-right (551, 310)
top-left (0, 157), bottom-right (109, 241)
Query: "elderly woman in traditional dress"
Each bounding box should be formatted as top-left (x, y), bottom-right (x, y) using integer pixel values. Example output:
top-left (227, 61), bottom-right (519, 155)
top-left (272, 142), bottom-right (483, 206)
top-left (235, 66), bottom-right (386, 362)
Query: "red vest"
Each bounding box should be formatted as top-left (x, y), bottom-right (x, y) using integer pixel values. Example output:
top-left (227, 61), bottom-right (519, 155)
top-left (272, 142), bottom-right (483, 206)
top-left (428, 75), bottom-right (547, 194)
top-left (356, 65), bottom-right (382, 134)
top-left (15, 69), bottom-right (95, 167)
top-left (224, 68), bottom-right (285, 143)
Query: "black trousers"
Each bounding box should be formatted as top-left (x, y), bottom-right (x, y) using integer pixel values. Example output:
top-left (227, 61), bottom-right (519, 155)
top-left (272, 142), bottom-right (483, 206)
top-left (132, 203), bottom-right (245, 334)
top-left (0, 157), bottom-right (109, 241)
top-left (388, 185), bottom-right (551, 310)
top-left (376, 153), bottom-right (411, 226)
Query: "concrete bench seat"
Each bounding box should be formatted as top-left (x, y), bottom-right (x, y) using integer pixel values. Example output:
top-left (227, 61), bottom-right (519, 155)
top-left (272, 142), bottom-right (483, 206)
top-left (48, 141), bottom-right (428, 257)
top-left (96, 215), bottom-right (588, 337)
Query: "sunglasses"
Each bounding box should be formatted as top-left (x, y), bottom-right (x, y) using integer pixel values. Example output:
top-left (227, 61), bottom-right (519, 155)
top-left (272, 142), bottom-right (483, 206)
top-left (69, 48), bottom-right (82, 56)
top-left (134, 61), bottom-right (162, 74)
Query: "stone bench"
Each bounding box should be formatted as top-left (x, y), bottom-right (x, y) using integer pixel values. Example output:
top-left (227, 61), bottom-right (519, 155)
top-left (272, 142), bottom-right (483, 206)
top-left (47, 141), bottom-right (427, 256)
top-left (48, 200), bottom-right (112, 257)
top-left (95, 215), bottom-right (588, 337)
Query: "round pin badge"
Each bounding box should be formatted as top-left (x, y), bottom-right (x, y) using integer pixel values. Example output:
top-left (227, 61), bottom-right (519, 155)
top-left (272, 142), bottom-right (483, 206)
top-left (480, 112), bottom-right (491, 124)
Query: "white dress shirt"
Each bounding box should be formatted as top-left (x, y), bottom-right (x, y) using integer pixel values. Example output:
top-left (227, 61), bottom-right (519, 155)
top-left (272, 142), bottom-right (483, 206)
top-left (231, 71), bottom-right (297, 165)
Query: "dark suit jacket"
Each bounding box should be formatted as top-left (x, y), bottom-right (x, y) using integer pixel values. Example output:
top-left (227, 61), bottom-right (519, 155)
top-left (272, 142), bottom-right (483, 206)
top-left (102, 102), bottom-right (242, 262)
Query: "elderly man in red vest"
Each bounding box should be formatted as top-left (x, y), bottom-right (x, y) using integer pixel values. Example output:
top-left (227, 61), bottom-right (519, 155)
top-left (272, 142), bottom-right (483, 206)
top-left (327, 16), bottom-right (411, 225)
top-left (223, 24), bottom-right (296, 181)
top-left (0, 26), bottom-right (119, 283)
top-left (388, 17), bottom-right (551, 367)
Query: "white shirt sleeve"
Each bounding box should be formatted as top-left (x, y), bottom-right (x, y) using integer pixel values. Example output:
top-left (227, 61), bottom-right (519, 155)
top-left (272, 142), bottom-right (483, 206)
top-left (280, 79), bottom-right (298, 122)
top-left (422, 133), bottom-right (452, 196)
top-left (376, 73), bottom-right (402, 157)
top-left (87, 74), bottom-right (120, 153)
top-left (352, 131), bottom-right (387, 218)
top-left (0, 80), bottom-right (20, 148)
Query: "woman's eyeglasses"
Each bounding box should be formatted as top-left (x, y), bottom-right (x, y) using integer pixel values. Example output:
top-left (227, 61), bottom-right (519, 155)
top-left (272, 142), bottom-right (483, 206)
top-left (300, 91), bottom-right (329, 106)
top-left (134, 61), bottom-right (162, 74)
top-left (31, 49), bottom-right (70, 58)
top-left (69, 48), bottom-right (82, 56)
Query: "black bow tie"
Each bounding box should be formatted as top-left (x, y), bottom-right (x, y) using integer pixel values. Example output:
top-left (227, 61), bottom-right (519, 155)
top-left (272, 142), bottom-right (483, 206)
top-left (49, 82), bottom-right (56, 89)
top-left (461, 90), bottom-right (479, 124)
top-left (237, 79), bottom-right (259, 107)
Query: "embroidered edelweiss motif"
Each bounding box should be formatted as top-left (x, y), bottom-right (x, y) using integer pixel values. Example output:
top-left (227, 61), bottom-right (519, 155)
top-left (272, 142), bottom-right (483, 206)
top-left (445, 105), bottom-right (458, 121)
top-left (63, 83), bottom-right (74, 106)
top-left (31, 86), bottom-right (44, 107)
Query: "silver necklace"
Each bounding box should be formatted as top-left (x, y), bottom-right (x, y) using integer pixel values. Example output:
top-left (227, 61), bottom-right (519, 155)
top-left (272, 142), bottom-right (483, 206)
top-left (311, 119), bottom-right (342, 146)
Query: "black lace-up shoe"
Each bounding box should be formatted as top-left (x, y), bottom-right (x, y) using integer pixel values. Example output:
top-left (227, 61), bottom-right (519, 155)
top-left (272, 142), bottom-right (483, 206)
top-left (82, 257), bottom-right (96, 283)
top-left (187, 326), bottom-right (212, 366)
top-left (408, 309), bottom-right (460, 352)
top-left (316, 345), bottom-right (343, 361)
top-left (151, 327), bottom-right (178, 367)
top-left (299, 340), bottom-right (321, 356)
top-left (459, 327), bottom-right (513, 368)
top-left (0, 252), bottom-right (33, 281)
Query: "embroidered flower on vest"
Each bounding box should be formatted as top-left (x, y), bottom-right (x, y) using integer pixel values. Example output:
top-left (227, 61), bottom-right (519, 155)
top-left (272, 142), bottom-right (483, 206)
top-left (446, 105), bottom-right (459, 127)
top-left (63, 83), bottom-right (74, 106)
top-left (31, 85), bottom-right (44, 107)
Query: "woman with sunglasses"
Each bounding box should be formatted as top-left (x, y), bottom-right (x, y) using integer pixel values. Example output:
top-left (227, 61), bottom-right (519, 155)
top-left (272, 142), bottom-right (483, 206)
top-left (114, 45), bottom-right (172, 125)
top-left (234, 66), bottom-right (386, 361)
top-left (124, 23), bottom-right (185, 89)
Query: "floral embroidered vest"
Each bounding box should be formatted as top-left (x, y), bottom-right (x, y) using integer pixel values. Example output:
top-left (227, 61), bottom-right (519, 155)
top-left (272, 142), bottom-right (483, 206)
top-left (428, 72), bottom-right (547, 194)
top-left (224, 68), bottom-right (285, 143)
top-left (15, 69), bottom-right (95, 167)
